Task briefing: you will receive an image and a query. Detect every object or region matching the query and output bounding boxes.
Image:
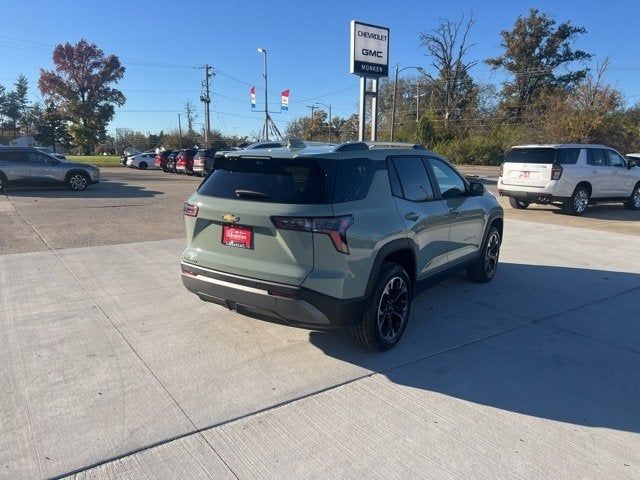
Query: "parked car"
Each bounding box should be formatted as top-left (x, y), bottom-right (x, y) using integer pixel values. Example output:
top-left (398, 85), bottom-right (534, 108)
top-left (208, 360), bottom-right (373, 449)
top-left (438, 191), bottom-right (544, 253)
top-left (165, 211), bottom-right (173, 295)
top-left (193, 148), bottom-right (216, 177)
top-left (154, 150), bottom-right (174, 172)
top-left (180, 141), bottom-right (503, 351)
top-left (166, 150), bottom-right (180, 173)
top-left (0, 146), bottom-right (100, 192)
top-left (498, 144), bottom-right (640, 215)
top-left (626, 153), bottom-right (640, 164)
top-left (126, 152), bottom-right (158, 170)
top-left (175, 148), bottom-right (197, 174)
top-left (35, 147), bottom-right (66, 161)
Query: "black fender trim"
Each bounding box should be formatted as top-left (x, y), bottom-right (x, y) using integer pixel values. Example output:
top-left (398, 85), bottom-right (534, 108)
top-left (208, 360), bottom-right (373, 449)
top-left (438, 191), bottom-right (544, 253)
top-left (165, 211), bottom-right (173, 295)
top-left (364, 238), bottom-right (417, 297)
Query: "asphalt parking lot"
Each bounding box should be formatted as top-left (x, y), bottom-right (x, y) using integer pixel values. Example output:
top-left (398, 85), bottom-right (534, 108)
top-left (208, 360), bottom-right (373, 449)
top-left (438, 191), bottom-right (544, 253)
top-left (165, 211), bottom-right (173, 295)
top-left (1, 168), bottom-right (639, 479)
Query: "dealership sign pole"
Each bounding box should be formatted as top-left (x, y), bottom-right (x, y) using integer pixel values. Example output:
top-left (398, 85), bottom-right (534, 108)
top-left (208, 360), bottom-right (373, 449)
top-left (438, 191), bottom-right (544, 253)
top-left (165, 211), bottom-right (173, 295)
top-left (350, 20), bottom-right (389, 141)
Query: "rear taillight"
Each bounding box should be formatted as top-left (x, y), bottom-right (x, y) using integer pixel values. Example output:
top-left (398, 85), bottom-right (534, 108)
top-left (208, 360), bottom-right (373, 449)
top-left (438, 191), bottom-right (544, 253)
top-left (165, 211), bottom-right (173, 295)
top-left (271, 215), bottom-right (354, 254)
top-left (183, 202), bottom-right (199, 217)
top-left (551, 164), bottom-right (563, 180)
top-left (155, 156), bottom-right (161, 166)
top-left (177, 158), bottom-right (185, 165)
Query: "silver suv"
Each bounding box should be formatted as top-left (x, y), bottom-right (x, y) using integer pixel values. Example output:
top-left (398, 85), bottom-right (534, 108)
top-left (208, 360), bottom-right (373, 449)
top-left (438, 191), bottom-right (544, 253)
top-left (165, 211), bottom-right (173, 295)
top-left (0, 147), bottom-right (100, 192)
top-left (180, 141), bottom-right (504, 350)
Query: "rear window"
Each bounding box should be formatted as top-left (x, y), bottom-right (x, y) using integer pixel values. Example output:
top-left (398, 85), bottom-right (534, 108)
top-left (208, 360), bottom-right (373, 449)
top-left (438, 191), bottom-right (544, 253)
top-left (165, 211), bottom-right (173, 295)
top-left (332, 158), bottom-right (376, 202)
top-left (506, 147), bottom-right (581, 165)
top-left (506, 148), bottom-right (556, 164)
top-left (198, 156), bottom-right (328, 204)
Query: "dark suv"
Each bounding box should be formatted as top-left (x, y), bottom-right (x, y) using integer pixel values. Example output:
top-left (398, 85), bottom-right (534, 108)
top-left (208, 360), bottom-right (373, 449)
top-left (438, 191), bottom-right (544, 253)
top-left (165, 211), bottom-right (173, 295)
top-left (0, 147), bottom-right (100, 192)
top-left (193, 148), bottom-right (216, 177)
top-left (180, 141), bottom-right (504, 350)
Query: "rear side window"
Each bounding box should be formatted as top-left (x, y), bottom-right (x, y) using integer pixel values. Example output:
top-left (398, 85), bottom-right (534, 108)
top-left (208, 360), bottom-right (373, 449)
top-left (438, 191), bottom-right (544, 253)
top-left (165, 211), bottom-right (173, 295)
top-left (0, 151), bottom-right (28, 162)
top-left (333, 158), bottom-right (376, 202)
top-left (556, 148), bottom-right (580, 165)
top-left (587, 149), bottom-right (607, 167)
top-left (506, 148), bottom-right (556, 164)
top-left (391, 157), bottom-right (434, 202)
top-left (198, 156), bottom-right (328, 204)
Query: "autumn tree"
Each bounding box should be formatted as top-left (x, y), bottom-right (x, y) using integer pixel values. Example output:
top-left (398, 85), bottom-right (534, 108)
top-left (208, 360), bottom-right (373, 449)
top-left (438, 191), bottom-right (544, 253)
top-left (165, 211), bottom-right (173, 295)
top-left (486, 9), bottom-right (592, 114)
top-left (39, 40), bottom-right (125, 154)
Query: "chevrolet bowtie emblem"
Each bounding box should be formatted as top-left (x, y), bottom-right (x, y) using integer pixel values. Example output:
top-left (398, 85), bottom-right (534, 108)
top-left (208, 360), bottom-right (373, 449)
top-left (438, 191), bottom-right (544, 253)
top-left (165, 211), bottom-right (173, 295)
top-left (222, 213), bottom-right (239, 223)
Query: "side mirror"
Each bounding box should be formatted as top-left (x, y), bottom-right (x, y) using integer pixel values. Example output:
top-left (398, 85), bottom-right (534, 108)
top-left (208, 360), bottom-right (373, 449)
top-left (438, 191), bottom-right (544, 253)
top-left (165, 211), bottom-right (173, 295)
top-left (469, 181), bottom-right (485, 196)
top-left (628, 160), bottom-right (636, 169)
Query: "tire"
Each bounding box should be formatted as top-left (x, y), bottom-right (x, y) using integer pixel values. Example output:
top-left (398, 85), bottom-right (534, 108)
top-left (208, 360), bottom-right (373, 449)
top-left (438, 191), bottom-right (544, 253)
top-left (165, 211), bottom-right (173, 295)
top-left (67, 172), bottom-right (90, 191)
top-left (508, 197), bottom-right (530, 209)
top-left (138, 162), bottom-right (148, 170)
top-left (624, 184), bottom-right (640, 211)
top-left (0, 172), bottom-right (7, 193)
top-left (562, 185), bottom-right (590, 215)
top-left (351, 263), bottom-right (412, 351)
top-left (467, 225), bottom-right (501, 283)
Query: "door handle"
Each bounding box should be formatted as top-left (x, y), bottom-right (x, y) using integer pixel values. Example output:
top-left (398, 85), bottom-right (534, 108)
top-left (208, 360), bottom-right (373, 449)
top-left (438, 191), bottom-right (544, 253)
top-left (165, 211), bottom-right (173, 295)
top-left (404, 212), bottom-right (420, 222)
top-left (449, 208), bottom-right (461, 215)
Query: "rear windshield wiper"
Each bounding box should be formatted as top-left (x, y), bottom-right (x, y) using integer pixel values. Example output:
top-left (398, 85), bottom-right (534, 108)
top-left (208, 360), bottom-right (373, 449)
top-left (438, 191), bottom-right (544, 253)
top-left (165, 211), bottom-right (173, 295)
top-left (235, 189), bottom-right (271, 199)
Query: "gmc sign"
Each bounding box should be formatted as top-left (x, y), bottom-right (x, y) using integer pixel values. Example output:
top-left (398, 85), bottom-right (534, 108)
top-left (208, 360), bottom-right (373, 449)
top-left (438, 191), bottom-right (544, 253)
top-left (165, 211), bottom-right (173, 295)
top-left (350, 20), bottom-right (389, 77)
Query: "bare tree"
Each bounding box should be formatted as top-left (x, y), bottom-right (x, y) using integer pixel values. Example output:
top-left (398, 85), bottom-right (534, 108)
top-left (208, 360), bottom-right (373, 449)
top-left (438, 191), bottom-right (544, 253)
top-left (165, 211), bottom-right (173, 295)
top-left (184, 100), bottom-right (198, 145)
top-left (419, 15), bottom-right (478, 128)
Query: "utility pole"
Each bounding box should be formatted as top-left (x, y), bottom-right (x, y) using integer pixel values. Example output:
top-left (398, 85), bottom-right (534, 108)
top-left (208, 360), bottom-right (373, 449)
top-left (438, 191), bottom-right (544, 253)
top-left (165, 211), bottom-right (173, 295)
top-left (177, 113), bottom-right (183, 149)
top-left (257, 48), bottom-right (282, 141)
top-left (200, 65), bottom-right (214, 148)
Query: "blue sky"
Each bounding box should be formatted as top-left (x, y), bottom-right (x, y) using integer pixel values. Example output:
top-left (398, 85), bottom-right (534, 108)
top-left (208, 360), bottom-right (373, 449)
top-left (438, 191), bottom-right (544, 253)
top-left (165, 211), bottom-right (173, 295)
top-left (1, 0), bottom-right (639, 138)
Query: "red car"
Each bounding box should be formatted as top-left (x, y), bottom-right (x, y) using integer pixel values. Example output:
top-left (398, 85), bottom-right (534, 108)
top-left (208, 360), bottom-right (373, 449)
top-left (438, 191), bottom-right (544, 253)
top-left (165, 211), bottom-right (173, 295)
top-left (175, 149), bottom-right (197, 174)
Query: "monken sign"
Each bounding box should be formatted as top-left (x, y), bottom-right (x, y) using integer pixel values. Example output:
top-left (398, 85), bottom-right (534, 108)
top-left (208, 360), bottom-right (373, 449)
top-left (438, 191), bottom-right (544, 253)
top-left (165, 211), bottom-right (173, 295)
top-left (350, 20), bottom-right (390, 77)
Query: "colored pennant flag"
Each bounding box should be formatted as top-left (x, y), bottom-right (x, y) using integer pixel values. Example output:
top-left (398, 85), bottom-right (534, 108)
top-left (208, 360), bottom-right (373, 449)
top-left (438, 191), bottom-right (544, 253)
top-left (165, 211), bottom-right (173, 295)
top-left (281, 89), bottom-right (290, 111)
top-left (250, 86), bottom-right (256, 110)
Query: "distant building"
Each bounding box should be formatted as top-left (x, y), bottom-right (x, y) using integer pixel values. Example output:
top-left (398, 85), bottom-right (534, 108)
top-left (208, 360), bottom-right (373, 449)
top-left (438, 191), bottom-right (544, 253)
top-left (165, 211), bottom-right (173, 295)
top-left (9, 135), bottom-right (36, 147)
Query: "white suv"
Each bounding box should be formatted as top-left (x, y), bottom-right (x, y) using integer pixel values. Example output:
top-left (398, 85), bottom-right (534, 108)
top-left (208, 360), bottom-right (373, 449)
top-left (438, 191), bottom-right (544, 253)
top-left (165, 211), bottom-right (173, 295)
top-left (498, 144), bottom-right (640, 215)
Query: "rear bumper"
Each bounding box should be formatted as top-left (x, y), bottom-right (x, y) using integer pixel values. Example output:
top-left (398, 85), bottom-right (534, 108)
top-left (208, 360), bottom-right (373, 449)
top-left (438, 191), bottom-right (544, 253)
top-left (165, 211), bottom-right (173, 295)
top-left (498, 189), bottom-right (569, 203)
top-left (180, 262), bottom-right (368, 329)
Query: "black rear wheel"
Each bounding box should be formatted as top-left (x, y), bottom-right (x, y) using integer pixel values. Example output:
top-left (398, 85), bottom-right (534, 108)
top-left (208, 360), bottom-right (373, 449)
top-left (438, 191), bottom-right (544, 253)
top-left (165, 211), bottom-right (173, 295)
top-left (351, 263), bottom-right (412, 351)
top-left (139, 162), bottom-right (148, 170)
top-left (508, 197), bottom-right (530, 209)
top-left (0, 172), bottom-right (7, 192)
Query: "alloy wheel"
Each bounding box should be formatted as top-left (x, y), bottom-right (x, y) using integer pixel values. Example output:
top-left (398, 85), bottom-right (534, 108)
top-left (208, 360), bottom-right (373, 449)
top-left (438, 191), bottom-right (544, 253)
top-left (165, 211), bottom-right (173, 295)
top-left (573, 189), bottom-right (588, 213)
top-left (377, 276), bottom-right (409, 341)
top-left (633, 188), bottom-right (640, 209)
top-left (69, 174), bottom-right (87, 191)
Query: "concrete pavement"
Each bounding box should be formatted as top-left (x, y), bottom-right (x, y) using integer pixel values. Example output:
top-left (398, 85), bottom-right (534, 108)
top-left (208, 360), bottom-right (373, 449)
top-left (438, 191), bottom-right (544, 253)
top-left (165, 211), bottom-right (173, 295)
top-left (1, 217), bottom-right (639, 479)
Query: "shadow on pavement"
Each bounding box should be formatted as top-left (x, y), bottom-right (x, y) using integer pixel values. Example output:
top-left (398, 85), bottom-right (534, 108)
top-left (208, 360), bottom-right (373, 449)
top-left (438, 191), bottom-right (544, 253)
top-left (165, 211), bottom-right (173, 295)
top-left (4, 179), bottom-right (164, 199)
top-left (308, 263), bottom-right (640, 434)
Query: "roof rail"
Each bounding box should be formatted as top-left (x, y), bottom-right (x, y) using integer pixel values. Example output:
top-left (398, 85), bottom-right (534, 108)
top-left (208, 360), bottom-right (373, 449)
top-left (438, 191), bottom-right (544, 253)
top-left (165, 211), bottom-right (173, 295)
top-left (333, 141), bottom-right (369, 152)
top-left (365, 141), bottom-right (426, 150)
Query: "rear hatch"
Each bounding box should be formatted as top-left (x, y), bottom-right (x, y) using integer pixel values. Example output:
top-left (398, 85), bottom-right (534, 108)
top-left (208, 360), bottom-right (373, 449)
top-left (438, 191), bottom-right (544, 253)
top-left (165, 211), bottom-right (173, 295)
top-left (501, 148), bottom-right (555, 188)
top-left (186, 155), bottom-right (334, 286)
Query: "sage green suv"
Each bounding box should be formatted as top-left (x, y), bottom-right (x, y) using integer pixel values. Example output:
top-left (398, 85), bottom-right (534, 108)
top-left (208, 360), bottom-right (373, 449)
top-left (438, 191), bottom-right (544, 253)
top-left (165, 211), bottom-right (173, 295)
top-left (181, 141), bottom-right (503, 350)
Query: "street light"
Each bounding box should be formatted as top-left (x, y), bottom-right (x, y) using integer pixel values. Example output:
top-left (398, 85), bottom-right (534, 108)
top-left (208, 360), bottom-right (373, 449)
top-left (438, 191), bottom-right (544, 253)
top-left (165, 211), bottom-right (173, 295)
top-left (313, 102), bottom-right (332, 143)
top-left (257, 47), bottom-right (269, 141)
top-left (390, 65), bottom-right (424, 141)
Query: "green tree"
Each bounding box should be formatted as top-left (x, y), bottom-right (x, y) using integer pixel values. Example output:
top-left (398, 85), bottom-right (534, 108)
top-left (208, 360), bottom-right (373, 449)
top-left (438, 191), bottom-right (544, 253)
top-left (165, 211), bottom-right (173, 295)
top-left (2, 75), bottom-right (29, 131)
top-left (486, 9), bottom-right (592, 113)
top-left (38, 39), bottom-right (126, 154)
top-left (33, 103), bottom-right (72, 152)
